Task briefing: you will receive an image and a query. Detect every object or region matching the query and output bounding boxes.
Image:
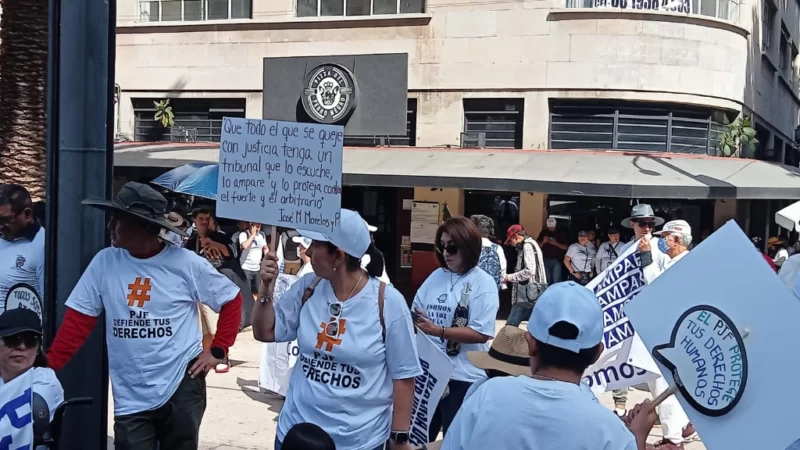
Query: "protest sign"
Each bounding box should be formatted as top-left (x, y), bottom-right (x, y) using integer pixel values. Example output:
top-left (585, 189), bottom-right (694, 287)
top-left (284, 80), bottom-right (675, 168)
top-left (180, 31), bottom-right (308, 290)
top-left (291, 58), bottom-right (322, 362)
top-left (625, 220), bottom-right (800, 450)
top-left (259, 274), bottom-right (300, 397)
top-left (4, 284), bottom-right (43, 321)
top-left (0, 370), bottom-right (33, 449)
top-left (409, 333), bottom-right (454, 447)
top-left (581, 243), bottom-right (659, 393)
top-left (216, 117), bottom-right (344, 234)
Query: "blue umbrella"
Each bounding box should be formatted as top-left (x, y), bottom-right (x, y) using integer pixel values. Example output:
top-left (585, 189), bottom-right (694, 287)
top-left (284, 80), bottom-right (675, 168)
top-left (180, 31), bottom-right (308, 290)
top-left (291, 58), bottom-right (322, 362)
top-left (151, 162), bottom-right (219, 200)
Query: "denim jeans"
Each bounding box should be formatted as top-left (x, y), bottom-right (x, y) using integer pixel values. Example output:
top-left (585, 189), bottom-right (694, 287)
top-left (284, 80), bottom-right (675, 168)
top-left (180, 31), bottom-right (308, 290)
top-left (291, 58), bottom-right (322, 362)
top-left (506, 304), bottom-right (532, 327)
top-left (544, 258), bottom-right (562, 285)
top-left (275, 437), bottom-right (387, 450)
top-left (428, 379), bottom-right (472, 443)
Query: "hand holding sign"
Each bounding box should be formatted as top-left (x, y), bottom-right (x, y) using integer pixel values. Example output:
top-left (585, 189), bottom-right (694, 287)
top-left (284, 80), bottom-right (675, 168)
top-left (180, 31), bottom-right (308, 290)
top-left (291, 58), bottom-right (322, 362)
top-left (652, 305), bottom-right (748, 417)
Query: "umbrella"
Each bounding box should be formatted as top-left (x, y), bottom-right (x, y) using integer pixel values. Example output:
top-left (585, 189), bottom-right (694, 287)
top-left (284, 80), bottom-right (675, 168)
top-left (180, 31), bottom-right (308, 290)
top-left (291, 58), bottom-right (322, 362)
top-left (151, 162), bottom-right (219, 200)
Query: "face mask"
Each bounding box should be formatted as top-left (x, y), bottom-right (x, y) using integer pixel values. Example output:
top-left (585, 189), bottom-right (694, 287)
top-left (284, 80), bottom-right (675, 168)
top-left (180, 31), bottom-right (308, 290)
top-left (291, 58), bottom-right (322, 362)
top-left (658, 237), bottom-right (670, 254)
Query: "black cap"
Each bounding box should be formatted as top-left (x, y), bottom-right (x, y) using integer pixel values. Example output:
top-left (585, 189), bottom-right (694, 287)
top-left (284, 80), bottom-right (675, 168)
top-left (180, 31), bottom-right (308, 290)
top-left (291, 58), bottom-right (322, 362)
top-left (0, 308), bottom-right (42, 338)
top-left (608, 227), bottom-right (620, 235)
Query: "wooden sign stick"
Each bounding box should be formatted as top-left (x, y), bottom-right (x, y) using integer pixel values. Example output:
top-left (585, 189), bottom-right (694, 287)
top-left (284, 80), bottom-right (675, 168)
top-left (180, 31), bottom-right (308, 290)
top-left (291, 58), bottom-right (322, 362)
top-left (267, 226), bottom-right (279, 294)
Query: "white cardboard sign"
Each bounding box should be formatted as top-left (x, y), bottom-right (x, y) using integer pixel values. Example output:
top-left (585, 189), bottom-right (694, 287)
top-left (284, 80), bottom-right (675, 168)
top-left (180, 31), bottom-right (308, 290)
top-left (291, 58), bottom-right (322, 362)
top-left (216, 117), bottom-right (344, 233)
top-left (582, 243), bottom-right (659, 393)
top-left (625, 220), bottom-right (800, 450)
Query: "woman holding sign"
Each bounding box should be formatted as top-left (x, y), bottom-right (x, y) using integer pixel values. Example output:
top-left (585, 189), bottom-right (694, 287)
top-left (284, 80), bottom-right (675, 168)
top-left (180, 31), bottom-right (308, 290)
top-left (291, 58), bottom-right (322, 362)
top-left (411, 217), bottom-right (500, 442)
top-left (252, 209), bottom-right (421, 450)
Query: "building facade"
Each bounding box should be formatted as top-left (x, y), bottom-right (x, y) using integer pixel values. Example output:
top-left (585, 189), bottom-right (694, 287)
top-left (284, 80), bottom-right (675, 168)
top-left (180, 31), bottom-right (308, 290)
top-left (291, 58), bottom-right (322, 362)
top-left (115, 0), bottom-right (800, 296)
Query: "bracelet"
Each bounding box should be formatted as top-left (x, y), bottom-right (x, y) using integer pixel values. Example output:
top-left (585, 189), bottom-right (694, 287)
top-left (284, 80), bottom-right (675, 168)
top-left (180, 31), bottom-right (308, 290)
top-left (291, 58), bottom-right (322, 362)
top-left (440, 326), bottom-right (446, 339)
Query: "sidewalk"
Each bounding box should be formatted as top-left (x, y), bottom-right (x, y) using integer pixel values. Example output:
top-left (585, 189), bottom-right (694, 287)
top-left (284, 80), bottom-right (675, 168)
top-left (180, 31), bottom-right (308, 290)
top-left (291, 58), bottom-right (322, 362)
top-left (108, 327), bottom-right (705, 450)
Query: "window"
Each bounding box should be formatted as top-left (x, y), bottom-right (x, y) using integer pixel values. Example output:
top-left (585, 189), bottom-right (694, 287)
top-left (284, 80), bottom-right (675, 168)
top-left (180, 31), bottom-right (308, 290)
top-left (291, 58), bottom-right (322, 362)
top-left (132, 98), bottom-right (246, 142)
top-left (343, 99), bottom-right (417, 147)
top-left (139, 0), bottom-right (251, 22)
top-left (462, 99), bottom-right (524, 149)
top-left (763, 1), bottom-right (776, 53)
top-left (549, 100), bottom-right (731, 155)
top-left (296, 0), bottom-right (423, 16)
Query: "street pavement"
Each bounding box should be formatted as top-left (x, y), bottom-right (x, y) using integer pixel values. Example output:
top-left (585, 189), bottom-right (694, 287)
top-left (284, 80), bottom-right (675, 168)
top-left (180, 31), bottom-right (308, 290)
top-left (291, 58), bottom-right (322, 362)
top-left (107, 322), bottom-right (705, 450)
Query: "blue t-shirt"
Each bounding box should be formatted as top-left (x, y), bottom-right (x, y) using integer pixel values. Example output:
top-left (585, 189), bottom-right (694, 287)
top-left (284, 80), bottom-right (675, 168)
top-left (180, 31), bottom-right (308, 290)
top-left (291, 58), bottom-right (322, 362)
top-left (274, 274), bottom-right (422, 450)
top-left (442, 376), bottom-right (637, 450)
top-left (412, 267), bottom-right (499, 382)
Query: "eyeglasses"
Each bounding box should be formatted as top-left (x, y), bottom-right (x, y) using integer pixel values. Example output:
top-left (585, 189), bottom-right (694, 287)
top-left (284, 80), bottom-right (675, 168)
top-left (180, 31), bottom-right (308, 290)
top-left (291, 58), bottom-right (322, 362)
top-left (635, 221), bottom-right (656, 228)
top-left (436, 244), bottom-right (458, 255)
top-left (324, 302), bottom-right (344, 338)
top-left (2, 333), bottom-right (40, 349)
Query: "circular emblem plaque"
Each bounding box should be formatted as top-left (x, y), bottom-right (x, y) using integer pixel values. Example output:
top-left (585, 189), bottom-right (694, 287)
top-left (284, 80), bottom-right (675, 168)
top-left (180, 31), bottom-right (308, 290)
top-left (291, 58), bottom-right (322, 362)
top-left (301, 64), bottom-right (359, 124)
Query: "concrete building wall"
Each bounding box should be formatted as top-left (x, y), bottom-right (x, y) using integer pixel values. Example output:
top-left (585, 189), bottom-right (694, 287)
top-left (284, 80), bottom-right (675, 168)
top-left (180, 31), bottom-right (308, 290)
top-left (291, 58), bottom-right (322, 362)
top-left (115, 0), bottom-right (795, 146)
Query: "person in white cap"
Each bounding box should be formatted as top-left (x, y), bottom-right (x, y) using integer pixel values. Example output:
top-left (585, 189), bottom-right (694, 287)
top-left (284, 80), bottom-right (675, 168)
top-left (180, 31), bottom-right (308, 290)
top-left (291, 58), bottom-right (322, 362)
top-left (440, 282), bottom-right (657, 450)
top-left (537, 217), bottom-right (568, 285)
top-left (361, 220), bottom-right (392, 285)
top-left (292, 236), bottom-right (315, 278)
top-left (252, 209), bottom-right (421, 450)
top-left (634, 219), bottom-right (695, 449)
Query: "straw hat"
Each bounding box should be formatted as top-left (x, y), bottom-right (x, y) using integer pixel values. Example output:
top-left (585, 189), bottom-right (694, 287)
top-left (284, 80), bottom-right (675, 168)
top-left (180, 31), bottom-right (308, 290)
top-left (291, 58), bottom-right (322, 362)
top-left (467, 325), bottom-right (531, 377)
top-left (768, 236), bottom-right (784, 246)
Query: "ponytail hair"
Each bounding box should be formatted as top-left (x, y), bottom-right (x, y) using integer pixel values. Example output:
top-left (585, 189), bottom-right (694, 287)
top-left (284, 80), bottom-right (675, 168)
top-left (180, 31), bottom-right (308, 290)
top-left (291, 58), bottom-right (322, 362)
top-left (34, 349), bottom-right (49, 368)
top-left (363, 243), bottom-right (385, 279)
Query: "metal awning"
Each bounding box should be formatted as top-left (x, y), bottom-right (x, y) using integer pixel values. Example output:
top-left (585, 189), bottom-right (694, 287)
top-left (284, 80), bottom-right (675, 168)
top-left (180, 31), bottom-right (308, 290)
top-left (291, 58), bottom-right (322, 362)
top-left (776, 201), bottom-right (800, 231)
top-left (114, 143), bottom-right (800, 199)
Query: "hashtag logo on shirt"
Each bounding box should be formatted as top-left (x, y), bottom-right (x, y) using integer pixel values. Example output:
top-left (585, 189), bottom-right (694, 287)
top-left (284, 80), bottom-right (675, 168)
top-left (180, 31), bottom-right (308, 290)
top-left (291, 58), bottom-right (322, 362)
top-left (126, 277), bottom-right (152, 308)
top-left (315, 319), bottom-right (346, 352)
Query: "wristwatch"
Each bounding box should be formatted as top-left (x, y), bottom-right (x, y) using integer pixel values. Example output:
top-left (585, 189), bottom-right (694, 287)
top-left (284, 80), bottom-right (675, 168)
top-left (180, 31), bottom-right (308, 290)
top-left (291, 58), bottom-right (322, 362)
top-left (210, 346), bottom-right (226, 360)
top-left (257, 294), bottom-right (273, 304)
top-left (390, 431), bottom-right (410, 444)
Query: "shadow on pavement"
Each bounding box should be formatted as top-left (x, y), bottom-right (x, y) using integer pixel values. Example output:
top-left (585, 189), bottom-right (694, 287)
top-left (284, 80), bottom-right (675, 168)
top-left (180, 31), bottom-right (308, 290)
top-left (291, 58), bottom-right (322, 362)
top-left (236, 377), bottom-right (284, 420)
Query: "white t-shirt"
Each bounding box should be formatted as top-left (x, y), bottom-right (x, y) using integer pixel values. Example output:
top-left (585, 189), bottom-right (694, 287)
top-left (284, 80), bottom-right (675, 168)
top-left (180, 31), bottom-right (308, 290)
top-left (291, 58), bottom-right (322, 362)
top-left (360, 254), bottom-right (391, 285)
top-left (296, 262), bottom-right (315, 278)
top-left (412, 267), bottom-right (499, 382)
top-left (442, 376), bottom-right (637, 450)
top-left (0, 367), bottom-right (64, 422)
top-left (239, 231), bottom-right (267, 272)
top-left (566, 243), bottom-right (594, 273)
top-left (65, 245), bottom-right (241, 415)
top-left (274, 274), bottom-right (422, 450)
top-left (0, 227), bottom-right (45, 314)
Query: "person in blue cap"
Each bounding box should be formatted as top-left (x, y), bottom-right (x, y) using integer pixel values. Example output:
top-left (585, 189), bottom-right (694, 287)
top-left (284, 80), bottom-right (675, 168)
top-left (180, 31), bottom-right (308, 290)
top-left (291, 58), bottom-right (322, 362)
top-left (440, 282), bottom-right (658, 450)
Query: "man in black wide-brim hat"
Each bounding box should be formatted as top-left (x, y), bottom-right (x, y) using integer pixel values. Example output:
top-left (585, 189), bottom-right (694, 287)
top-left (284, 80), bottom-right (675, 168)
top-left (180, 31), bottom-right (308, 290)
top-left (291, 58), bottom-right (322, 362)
top-left (46, 182), bottom-right (243, 450)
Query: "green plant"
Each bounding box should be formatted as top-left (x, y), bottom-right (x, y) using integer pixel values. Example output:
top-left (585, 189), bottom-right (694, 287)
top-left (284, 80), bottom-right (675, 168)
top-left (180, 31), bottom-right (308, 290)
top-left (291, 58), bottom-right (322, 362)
top-left (153, 99), bottom-right (174, 128)
top-left (719, 115), bottom-right (758, 157)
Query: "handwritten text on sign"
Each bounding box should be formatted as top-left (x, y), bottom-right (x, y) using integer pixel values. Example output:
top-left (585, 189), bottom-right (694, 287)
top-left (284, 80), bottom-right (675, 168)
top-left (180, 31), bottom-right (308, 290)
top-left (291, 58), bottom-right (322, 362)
top-left (216, 117), bottom-right (344, 233)
top-left (653, 305), bottom-right (748, 417)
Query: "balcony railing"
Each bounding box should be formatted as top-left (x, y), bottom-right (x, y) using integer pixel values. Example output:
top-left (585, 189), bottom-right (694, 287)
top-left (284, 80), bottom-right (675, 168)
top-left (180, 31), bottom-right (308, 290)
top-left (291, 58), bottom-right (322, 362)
top-left (564, 0), bottom-right (739, 23)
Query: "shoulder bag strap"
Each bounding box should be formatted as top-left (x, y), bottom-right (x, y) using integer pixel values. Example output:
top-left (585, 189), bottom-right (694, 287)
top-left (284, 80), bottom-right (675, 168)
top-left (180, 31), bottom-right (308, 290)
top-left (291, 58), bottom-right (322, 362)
top-left (301, 276), bottom-right (323, 305)
top-left (378, 282), bottom-right (386, 343)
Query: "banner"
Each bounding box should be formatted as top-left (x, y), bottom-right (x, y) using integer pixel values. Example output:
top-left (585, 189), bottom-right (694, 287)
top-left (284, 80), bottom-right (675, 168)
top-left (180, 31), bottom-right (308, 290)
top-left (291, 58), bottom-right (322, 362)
top-left (259, 274), bottom-right (300, 397)
top-left (409, 333), bottom-right (454, 447)
top-left (593, 0), bottom-right (691, 13)
top-left (582, 244), bottom-right (659, 393)
top-left (0, 370), bottom-right (33, 449)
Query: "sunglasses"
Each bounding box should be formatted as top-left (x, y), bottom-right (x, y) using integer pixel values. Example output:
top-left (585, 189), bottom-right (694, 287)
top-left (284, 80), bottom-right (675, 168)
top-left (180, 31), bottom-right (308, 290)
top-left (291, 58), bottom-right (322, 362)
top-left (436, 243), bottom-right (458, 255)
top-left (324, 302), bottom-right (344, 338)
top-left (635, 220), bottom-right (656, 228)
top-left (2, 333), bottom-right (40, 349)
